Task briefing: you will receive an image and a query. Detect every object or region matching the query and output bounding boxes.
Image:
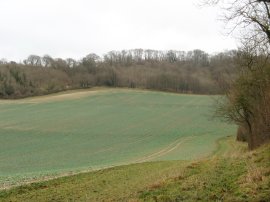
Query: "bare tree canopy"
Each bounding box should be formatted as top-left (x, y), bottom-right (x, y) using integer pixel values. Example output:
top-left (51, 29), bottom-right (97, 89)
top-left (206, 0), bottom-right (270, 50)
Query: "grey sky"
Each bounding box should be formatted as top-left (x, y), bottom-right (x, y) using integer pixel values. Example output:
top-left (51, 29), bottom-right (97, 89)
top-left (0, 0), bottom-right (237, 61)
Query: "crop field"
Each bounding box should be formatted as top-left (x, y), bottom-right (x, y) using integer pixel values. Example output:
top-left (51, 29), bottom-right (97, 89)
top-left (0, 88), bottom-right (235, 187)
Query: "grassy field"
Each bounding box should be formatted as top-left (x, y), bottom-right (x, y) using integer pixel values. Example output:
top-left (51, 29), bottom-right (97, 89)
top-left (0, 136), bottom-right (269, 201)
top-left (0, 88), bottom-right (235, 188)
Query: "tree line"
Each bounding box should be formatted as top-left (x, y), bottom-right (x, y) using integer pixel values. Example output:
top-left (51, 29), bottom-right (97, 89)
top-left (0, 49), bottom-right (237, 98)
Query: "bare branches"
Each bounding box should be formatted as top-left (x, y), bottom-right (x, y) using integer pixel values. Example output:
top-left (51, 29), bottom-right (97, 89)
top-left (206, 0), bottom-right (270, 148)
top-left (205, 0), bottom-right (270, 47)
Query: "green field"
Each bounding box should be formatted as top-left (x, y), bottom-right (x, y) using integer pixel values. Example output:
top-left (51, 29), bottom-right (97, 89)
top-left (0, 88), bottom-right (235, 187)
top-left (1, 137), bottom-right (269, 201)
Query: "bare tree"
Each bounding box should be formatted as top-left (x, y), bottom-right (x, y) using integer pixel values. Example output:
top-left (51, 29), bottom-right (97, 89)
top-left (24, 55), bottom-right (42, 66)
top-left (207, 0), bottom-right (270, 148)
top-left (42, 55), bottom-right (54, 67)
top-left (82, 53), bottom-right (100, 68)
top-left (66, 58), bottom-right (77, 68)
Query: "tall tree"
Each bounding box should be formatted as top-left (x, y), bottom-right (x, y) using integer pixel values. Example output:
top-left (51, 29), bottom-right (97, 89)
top-left (207, 0), bottom-right (270, 148)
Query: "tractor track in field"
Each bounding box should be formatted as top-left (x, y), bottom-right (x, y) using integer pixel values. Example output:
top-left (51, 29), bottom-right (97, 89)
top-left (134, 137), bottom-right (194, 163)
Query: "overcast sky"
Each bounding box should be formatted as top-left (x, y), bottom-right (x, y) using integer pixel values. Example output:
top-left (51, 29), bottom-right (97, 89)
top-left (0, 0), bottom-right (237, 61)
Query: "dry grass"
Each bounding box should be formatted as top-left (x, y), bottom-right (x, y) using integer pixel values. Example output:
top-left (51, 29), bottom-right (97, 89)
top-left (139, 139), bottom-right (270, 202)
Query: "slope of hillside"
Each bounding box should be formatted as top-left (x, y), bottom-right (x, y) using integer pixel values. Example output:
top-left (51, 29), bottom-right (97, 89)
top-left (0, 137), bottom-right (269, 201)
top-left (0, 88), bottom-right (235, 188)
